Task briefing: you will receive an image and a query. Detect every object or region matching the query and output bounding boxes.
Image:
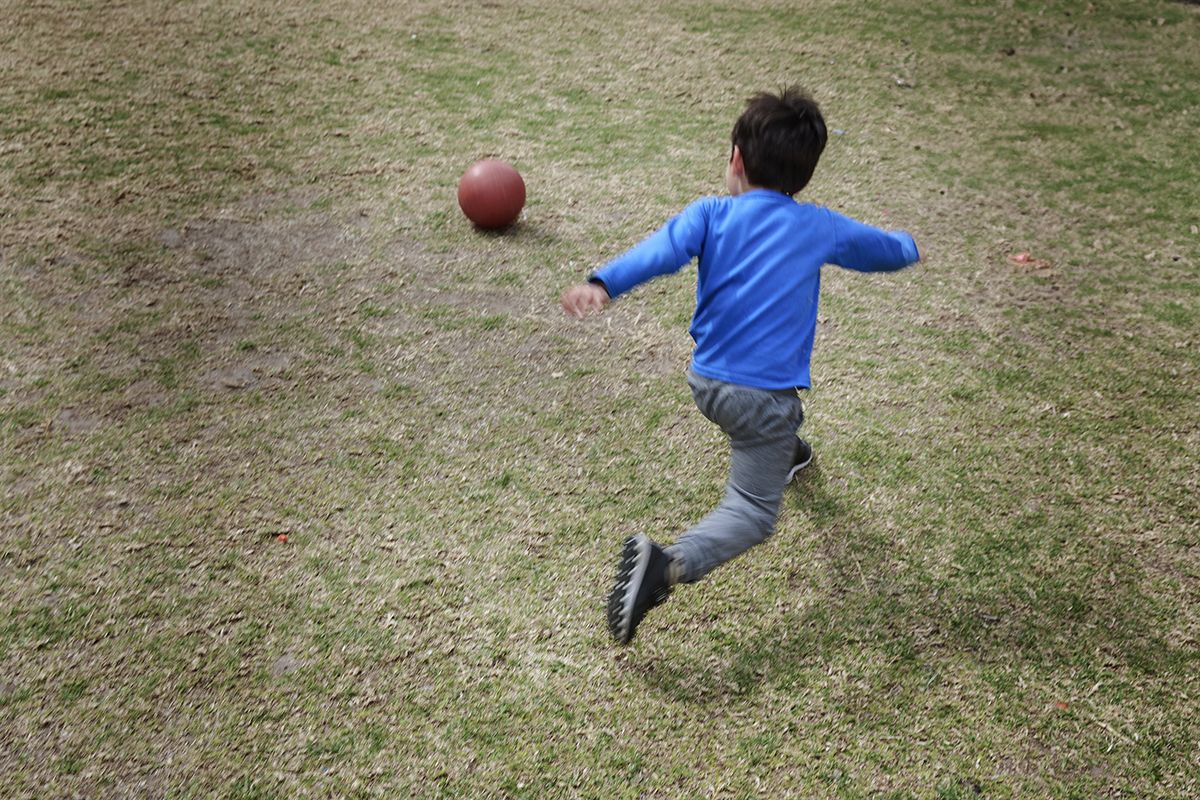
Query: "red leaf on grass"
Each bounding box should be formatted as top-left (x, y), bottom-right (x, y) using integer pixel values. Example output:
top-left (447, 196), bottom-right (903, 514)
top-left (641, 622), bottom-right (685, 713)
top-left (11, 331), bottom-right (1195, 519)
top-left (1008, 252), bottom-right (1054, 272)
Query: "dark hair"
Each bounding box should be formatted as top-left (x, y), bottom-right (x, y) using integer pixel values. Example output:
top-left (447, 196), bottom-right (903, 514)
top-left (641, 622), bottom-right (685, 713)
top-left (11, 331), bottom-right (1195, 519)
top-left (731, 87), bottom-right (827, 196)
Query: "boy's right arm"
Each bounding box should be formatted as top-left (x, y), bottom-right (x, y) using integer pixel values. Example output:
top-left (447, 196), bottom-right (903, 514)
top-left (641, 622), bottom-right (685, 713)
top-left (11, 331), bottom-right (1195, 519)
top-left (827, 209), bottom-right (920, 272)
top-left (567, 199), bottom-right (709, 311)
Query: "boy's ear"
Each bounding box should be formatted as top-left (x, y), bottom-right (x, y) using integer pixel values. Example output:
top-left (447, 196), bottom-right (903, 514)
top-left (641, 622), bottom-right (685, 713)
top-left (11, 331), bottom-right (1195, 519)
top-left (729, 145), bottom-right (745, 175)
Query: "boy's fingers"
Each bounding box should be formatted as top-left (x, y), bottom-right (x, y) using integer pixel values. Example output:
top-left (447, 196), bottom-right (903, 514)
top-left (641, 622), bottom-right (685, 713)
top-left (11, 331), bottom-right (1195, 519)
top-left (560, 289), bottom-right (581, 316)
top-left (561, 284), bottom-right (607, 318)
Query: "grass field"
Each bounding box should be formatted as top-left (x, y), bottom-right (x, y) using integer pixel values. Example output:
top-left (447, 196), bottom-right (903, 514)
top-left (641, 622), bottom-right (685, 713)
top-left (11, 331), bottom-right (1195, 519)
top-left (2, 1), bottom-right (1198, 797)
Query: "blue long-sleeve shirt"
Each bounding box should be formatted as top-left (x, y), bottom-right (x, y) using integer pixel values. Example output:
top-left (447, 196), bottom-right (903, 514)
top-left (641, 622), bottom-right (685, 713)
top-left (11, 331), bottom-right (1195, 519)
top-left (591, 189), bottom-right (919, 389)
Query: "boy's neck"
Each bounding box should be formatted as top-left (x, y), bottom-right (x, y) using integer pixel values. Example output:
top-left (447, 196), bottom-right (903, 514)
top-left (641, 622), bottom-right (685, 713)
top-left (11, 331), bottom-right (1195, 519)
top-left (730, 182), bottom-right (785, 198)
top-left (728, 177), bottom-right (764, 197)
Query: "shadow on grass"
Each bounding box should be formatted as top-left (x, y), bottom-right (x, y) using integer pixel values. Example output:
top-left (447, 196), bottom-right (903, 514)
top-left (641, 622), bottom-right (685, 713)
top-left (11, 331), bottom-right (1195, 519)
top-left (640, 461), bottom-right (1188, 706)
top-left (469, 218), bottom-right (561, 245)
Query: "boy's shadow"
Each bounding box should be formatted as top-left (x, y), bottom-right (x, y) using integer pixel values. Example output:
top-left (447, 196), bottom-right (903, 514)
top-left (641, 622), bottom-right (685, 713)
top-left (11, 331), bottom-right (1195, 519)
top-left (640, 461), bottom-right (856, 702)
top-left (641, 459), bottom-right (1177, 705)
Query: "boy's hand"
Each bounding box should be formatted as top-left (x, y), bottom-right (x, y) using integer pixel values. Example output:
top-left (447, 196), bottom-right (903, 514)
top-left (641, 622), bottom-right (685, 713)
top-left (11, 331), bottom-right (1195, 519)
top-left (560, 282), bottom-right (610, 318)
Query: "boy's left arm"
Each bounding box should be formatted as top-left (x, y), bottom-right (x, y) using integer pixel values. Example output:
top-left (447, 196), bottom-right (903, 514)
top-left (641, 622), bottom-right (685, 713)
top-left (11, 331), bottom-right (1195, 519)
top-left (827, 209), bottom-right (920, 272)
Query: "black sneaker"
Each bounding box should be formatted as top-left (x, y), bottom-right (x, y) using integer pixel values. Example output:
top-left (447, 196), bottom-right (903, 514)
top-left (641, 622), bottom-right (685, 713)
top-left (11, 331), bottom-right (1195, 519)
top-left (606, 534), bottom-right (672, 645)
top-left (786, 438), bottom-right (813, 481)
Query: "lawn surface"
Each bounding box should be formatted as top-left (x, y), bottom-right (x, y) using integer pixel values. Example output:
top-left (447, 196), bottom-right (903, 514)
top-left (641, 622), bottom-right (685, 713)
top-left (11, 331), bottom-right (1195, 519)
top-left (2, 1), bottom-right (1198, 797)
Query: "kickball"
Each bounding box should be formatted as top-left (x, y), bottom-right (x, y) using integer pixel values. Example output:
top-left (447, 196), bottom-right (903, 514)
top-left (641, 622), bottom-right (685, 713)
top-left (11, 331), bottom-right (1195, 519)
top-left (457, 159), bottom-right (525, 230)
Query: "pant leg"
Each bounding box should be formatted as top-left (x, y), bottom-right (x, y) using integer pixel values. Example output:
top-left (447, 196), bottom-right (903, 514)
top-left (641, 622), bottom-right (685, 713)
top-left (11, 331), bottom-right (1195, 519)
top-left (666, 370), bottom-right (803, 583)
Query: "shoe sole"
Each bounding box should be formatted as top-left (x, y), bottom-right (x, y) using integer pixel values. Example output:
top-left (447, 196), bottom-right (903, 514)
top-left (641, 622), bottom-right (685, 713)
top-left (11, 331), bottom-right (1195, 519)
top-left (607, 535), bottom-right (650, 644)
top-left (786, 451), bottom-right (813, 481)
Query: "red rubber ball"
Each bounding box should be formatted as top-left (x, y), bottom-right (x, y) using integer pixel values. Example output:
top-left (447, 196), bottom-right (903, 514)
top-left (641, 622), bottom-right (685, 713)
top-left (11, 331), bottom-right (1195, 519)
top-left (457, 159), bottom-right (525, 229)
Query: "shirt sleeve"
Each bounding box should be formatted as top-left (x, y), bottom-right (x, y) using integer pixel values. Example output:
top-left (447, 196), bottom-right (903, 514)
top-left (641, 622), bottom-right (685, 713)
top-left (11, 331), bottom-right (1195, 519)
top-left (826, 208), bottom-right (920, 272)
top-left (589, 199), bottom-right (711, 299)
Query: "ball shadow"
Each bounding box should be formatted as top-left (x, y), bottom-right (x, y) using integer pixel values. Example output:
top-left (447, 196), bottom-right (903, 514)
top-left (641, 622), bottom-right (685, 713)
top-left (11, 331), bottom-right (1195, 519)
top-left (471, 218), bottom-right (560, 245)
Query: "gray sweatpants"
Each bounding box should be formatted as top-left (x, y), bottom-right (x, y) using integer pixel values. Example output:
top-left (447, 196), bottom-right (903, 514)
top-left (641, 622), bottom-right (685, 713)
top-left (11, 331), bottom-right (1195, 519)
top-left (666, 369), bottom-right (804, 583)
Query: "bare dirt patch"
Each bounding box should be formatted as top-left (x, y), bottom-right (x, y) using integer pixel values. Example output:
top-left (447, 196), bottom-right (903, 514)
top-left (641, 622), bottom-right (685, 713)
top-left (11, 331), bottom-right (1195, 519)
top-left (50, 408), bottom-right (105, 436)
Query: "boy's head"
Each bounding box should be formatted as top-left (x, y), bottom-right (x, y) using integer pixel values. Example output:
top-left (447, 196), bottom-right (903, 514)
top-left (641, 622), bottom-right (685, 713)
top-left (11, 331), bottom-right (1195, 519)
top-left (729, 86), bottom-right (827, 196)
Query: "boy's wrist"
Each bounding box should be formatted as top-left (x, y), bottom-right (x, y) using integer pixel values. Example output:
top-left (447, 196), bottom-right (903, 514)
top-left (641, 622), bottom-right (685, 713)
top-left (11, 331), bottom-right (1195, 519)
top-left (587, 275), bottom-right (611, 298)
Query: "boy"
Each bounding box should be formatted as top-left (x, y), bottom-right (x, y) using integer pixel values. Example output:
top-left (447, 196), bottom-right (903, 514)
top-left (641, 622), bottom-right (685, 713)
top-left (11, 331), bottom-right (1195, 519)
top-left (561, 87), bottom-right (920, 645)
